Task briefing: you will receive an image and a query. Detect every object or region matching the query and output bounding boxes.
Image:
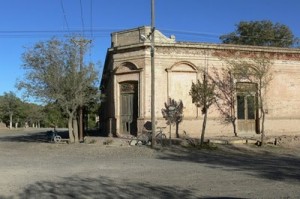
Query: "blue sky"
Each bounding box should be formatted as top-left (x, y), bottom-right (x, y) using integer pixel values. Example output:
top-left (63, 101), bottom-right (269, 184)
top-left (1, 0), bottom-right (299, 100)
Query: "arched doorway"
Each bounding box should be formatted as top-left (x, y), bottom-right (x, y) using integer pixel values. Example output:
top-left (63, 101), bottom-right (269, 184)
top-left (120, 81), bottom-right (138, 136)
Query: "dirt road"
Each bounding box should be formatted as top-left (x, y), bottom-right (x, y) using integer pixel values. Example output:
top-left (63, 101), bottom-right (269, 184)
top-left (0, 128), bottom-right (300, 198)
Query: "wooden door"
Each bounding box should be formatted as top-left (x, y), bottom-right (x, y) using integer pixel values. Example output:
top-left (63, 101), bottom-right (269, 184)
top-left (120, 82), bottom-right (138, 136)
top-left (236, 83), bottom-right (259, 133)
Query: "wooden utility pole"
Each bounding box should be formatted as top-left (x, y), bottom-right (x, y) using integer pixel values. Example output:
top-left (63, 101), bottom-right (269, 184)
top-left (150, 0), bottom-right (156, 148)
top-left (72, 38), bottom-right (91, 142)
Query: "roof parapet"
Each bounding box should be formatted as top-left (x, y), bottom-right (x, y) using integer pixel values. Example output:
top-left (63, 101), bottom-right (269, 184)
top-left (111, 26), bottom-right (176, 48)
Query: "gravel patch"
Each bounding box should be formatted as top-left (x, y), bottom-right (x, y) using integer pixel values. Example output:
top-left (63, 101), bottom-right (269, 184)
top-left (0, 128), bottom-right (300, 198)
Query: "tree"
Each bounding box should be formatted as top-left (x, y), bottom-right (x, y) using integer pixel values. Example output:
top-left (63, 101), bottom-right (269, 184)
top-left (224, 54), bottom-right (273, 146)
top-left (43, 102), bottom-right (67, 128)
top-left (0, 92), bottom-right (22, 129)
top-left (161, 98), bottom-right (184, 140)
top-left (220, 20), bottom-right (296, 47)
top-left (83, 86), bottom-right (102, 130)
top-left (189, 73), bottom-right (216, 146)
top-left (18, 37), bottom-right (99, 143)
top-left (210, 67), bottom-right (237, 136)
top-left (21, 103), bottom-right (45, 128)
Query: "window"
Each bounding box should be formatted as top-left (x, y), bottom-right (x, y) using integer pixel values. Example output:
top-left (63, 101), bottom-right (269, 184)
top-left (236, 82), bottom-right (257, 120)
top-left (237, 94), bottom-right (256, 120)
top-left (237, 95), bottom-right (245, 119)
top-left (247, 96), bottom-right (255, 120)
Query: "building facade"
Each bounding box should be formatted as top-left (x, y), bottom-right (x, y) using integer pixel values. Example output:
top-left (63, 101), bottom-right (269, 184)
top-left (100, 26), bottom-right (300, 138)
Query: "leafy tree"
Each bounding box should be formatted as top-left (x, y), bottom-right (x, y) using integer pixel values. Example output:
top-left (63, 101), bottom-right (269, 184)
top-left (161, 98), bottom-right (184, 139)
top-left (189, 73), bottom-right (216, 145)
top-left (43, 102), bottom-right (67, 128)
top-left (210, 67), bottom-right (237, 136)
top-left (83, 86), bottom-right (102, 130)
top-left (18, 37), bottom-right (99, 143)
top-left (220, 20), bottom-right (296, 47)
top-left (21, 103), bottom-right (45, 128)
top-left (0, 92), bottom-right (22, 129)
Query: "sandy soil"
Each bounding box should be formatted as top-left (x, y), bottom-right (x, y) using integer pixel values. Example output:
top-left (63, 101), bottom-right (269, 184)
top-left (0, 128), bottom-right (300, 198)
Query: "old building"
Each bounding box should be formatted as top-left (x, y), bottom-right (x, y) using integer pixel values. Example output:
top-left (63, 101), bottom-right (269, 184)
top-left (100, 26), bottom-right (300, 138)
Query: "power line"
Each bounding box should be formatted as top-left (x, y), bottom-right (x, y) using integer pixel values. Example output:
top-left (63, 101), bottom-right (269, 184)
top-left (0, 27), bottom-right (298, 45)
top-left (0, 29), bottom-right (114, 39)
top-left (60, 0), bottom-right (70, 32)
top-left (79, 0), bottom-right (85, 35)
top-left (88, 0), bottom-right (94, 62)
top-left (161, 28), bottom-right (221, 38)
top-left (160, 28), bottom-right (298, 43)
top-left (90, 0), bottom-right (94, 39)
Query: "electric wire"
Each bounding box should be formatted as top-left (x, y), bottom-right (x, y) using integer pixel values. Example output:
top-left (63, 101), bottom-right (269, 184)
top-left (0, 29), bottom-right (112, 39)
top-left (79, 0), bottom-right (85, 36)
top-left (90, 0), bottom-right (94, 39)
top-left (60, 0), bottom-right (70, 32)
top-left (89, 0), bottom-right (94, 62)
top-left (160, 28), bottom-right (297, 44)
top-left (0, 27), bottom-right (298, 46)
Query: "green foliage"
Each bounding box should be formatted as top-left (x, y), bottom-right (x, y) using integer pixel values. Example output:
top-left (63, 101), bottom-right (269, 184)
top-left (0, 92), bottom-right (47, 128)
top-left (20, 102), bottom-right (44, 127)
top-left (189, 75), bottom-right (216, 114)
top-left (161, 98), bottom-right (183, 126)
top-left (0, 92), bottom-right (22, 128)
top-left (18, 36), bottom-right (100, 142)
top-left (43, 102), bottom-right (67, 128)
top-left (161, 98), bottom-right (184, 139)
top-left (189, 73), bottom-right (216, 145)
top-left (220, 20), bottom-right (297, 47)
top-left (18, 37), bottom-right (99, 115)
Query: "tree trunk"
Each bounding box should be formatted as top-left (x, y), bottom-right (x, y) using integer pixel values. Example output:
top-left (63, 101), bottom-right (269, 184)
top-left (232, 118), bottom-right (237, 137)
top-left (68, 117), bottom-right (75, 143)
top-left (9, 113), bottom-right (13, 129)
top-left (169, 125), bottom-right (172, 146)
top-left (260, 108), bottom-right (265, 146)
top-left (73, 118), bottom-right (79, 143)
top-left (200, 112), bottom-right (208, 146)
top-left (78, 106), bottom-right (83, 142)
top-left (259, 80), bottom-right (265, 146)
top-left (175, 122), bottom-right (179, 138)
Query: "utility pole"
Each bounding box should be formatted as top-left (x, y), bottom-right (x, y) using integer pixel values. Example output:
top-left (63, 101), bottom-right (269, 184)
top-left (72, 38), bottom-right (91, 142)
top-left (150, 0), bottom-right (156, 148)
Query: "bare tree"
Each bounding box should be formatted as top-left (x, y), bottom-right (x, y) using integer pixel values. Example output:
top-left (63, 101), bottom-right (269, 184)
top-left (18, 37), bottom-right (99, 143)
top-left (222, 54), bottom-right (273, 145)
top-left (210, 67), bottom-right (237, 136)
top-left (189, 73), bottom-right (216, 146)
top-left (250, 56), bottom-right (273, 145)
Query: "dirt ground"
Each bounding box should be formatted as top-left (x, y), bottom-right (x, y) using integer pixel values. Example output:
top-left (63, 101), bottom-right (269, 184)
top-left (0, 128), bottom-right (300, 199)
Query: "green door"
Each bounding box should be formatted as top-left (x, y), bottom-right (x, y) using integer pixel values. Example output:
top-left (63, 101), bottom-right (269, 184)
top-left (120, 82), bottom-right (138, 136)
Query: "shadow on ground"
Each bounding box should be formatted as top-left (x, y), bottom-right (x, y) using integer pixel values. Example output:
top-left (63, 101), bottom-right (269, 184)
top-left (0, 130), bottom-right (69, 143)
top-left (0, 128), bottom-right (105, 143)
top-left (0, 175), bottom-right (235, 199)
top-left (158, 145), bottom-right (300, 183)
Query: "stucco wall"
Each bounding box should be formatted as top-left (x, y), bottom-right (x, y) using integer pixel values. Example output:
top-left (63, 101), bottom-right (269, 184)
top-left (101, 26), bottom-right (300, 138)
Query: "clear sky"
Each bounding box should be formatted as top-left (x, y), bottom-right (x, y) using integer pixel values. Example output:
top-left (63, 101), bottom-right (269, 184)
top-left (1, 0), bottom-right (299, 100)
